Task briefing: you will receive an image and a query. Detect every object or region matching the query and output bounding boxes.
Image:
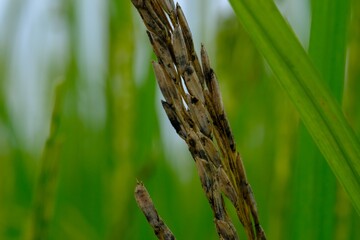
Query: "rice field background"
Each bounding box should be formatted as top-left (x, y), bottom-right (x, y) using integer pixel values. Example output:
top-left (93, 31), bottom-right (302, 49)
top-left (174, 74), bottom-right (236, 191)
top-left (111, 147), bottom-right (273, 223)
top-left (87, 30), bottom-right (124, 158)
top-left (0, 0), bottom-right (360, 239)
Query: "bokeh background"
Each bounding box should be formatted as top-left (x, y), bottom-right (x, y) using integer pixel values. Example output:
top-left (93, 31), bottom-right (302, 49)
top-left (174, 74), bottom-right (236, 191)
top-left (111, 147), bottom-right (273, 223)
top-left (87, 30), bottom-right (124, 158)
top-left (0, 0), bottom-right (360, 239)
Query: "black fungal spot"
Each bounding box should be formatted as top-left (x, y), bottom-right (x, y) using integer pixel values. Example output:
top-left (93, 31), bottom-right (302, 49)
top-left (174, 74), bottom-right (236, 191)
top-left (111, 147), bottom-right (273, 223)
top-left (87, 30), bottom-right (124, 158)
top-left (191, 97), bottom-right (198, 104)
top-left (178, 55), bottom-right (187, 68)
top-left (188, 120), bottom-right (195, 128)
top-left (185, 64), bottom-right (194, 75)
top-left (198, 150), bottom-right (208, 160)
top-left (154, 227), bottom-right (160, 235)
top-left (188, 138), bottom-right (196, 148)
top-left (146, 31), bottom-right (154, 44)
top-left (145, 214), bottom-right (153, 223)
top-left (208, 195), bottom-right (215, 207)
top-left (219, 113), bottom-right (225, 120)
top-left (214, 208), bottom-right (222, 220)
top-left (230, 143), bottom-right (236, 152)
top-left (205, 69), bottom-right (214, 84)
top-left (169, 117), bottom-right (181, 132)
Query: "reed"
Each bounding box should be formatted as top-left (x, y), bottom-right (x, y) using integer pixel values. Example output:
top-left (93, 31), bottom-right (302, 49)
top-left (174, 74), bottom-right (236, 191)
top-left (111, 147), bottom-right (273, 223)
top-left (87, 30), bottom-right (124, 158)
top-left (131, 0), bottom-right (266, 239)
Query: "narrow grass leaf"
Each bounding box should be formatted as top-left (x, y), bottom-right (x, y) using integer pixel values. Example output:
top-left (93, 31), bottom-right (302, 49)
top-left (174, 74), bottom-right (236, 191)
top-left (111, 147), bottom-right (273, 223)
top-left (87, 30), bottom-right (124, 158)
top-left (29, 81), bottom-right (65, 240)
top-left (228, 0), bottom-right (360, 213)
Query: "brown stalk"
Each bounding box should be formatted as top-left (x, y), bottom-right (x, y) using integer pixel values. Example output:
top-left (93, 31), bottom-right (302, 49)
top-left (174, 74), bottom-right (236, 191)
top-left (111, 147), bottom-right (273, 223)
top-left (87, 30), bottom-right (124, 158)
top-left (131, 0), bottom-right (266, 239)
top-left (134, 182), bottom-right (175, 240)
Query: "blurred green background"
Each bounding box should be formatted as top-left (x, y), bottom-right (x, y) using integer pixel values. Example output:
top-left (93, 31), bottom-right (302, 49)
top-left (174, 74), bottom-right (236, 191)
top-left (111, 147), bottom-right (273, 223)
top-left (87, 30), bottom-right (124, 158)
top-left (0, 0), bottom-right (360, 239)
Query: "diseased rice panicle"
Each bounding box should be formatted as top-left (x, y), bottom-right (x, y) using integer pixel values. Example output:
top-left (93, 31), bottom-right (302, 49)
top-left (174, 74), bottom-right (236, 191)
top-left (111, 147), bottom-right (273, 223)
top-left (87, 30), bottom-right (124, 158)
top-left (134, 182), bottom-right (175, 240)
top-left (131, 0), bottom-right (266, 239)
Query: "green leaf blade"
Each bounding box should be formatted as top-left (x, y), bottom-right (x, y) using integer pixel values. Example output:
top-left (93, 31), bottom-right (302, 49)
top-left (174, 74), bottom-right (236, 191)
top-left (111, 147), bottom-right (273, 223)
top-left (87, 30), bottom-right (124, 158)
top-left (228, 0), bottom-right (360, 213)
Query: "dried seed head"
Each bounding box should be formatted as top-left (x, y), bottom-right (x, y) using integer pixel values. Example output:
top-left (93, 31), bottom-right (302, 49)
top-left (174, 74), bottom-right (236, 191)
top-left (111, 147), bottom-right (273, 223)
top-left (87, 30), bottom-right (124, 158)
top-left (134, 182), bottom-right (159, 225)
top-left (158, 0), bottom-right (175, 14)
top-left (235, 153), bottom-right (247, 180)
top-left (218, 113), bottom-right (236, 152)
top-left (152, 61), bottom-right (175, 104)
top-left (161, 101), bottom-right (187, 139)
top-left (215, 219), bottom-right (239, 240)
top-left (176, 4), bottom-right (194, 59)
top-left (186, 131), bottom-right (199, 153)
top-left (147, 32), bottom-right (178, 83)
top-left (212, 189), bottom-right (227, 221)
top-left (177, 5), bottom-right (205, 87)
top-left (187, 95), bottom-right (211, 137)
top-left (134, 5), bottom-right (167, 41)
top-left (172, 24), bottom-right (188, 75)
top-left (144, 0), bottom-right (169, 39)
top-left (131, 0), bottom-right (145, 8)
top-left (200, 134), bottom-right (222, 167)
top-left (195, 157), bottom-right (213, 195)
top-left (201, 44), bottom-right (211, 82)
top-left (149, 0), bottom-right (173, 33)
top-left (217, 167), bottom-right (238, 206)
top-left (208, 71), bottom-right (225, 116)
top-left (134, 182), bottom-right (175, 240)
top-left (187, 131), bottom-right (211, 163)
top-left (183, 64), bottom-right (205, 104)
top-left (132, 1), bottom-right (265, 239)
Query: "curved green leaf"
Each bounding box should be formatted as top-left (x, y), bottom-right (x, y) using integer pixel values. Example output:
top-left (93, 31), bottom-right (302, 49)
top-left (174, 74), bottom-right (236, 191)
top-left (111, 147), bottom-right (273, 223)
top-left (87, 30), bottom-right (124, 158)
top-left (228, 0), bottom-right (360, 213)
